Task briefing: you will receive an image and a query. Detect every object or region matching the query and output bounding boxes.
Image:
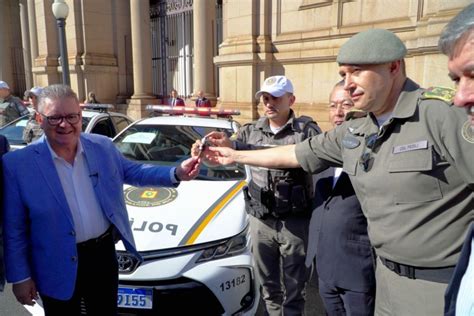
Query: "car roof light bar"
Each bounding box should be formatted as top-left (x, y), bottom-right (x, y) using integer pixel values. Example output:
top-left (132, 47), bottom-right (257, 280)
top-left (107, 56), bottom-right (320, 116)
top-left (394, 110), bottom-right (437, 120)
top-left (146, 105), bottom-right (240, 118)
top-left (80, 103), bottom-right (114, 113)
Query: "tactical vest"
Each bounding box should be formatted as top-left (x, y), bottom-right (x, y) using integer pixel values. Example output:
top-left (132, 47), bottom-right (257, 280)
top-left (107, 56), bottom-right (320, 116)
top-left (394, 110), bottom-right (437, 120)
top-left (242, 115), bottom-right (320, 219)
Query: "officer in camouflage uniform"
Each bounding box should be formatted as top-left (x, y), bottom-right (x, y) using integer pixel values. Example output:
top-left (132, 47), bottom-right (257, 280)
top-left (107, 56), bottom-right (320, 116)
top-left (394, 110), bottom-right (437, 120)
top-left (22, 86), bottom-right (44, 144)
top-left (204, 30), bottom-right (473, 316)
top-left (0, 81), bottom-right (29, 127)
top-left (199, 76), bottom-right (321, 315)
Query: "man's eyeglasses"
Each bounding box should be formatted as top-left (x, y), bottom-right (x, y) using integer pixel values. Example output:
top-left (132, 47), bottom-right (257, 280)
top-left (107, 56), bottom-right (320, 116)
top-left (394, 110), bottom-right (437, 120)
top-left (40, 113), bottom-right (81, 126)
top-left (359, 133), bottom-right (378, 172)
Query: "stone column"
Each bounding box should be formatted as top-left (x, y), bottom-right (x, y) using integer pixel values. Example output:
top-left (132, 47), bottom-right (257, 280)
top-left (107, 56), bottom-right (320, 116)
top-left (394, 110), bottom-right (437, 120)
top-left (20, 0), bottom-right (32, 89)
top-left (127, 0), bottom-right (157, 119)
top-left (0, 1), bottom-right (10, 84)
top-left (27, 0), bottom-right (39, 85)
top-left (27, 0), bottom-right (39, 64)
top-left (193, 0), bottom-right (216, 104)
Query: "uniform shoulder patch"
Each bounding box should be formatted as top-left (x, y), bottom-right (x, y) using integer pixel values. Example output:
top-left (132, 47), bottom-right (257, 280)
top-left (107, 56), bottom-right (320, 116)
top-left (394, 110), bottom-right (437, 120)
top-left (461, 120), bottom-right (474, 144)
top-left (422, 86), bottom-right (455, 104)
top-left (345, 109), bottom-right (367, 121)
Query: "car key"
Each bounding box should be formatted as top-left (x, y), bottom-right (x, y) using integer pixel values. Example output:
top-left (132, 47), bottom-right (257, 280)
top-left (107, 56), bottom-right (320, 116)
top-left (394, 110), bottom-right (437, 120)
top-left (198, 136), bottom-right (210, 157)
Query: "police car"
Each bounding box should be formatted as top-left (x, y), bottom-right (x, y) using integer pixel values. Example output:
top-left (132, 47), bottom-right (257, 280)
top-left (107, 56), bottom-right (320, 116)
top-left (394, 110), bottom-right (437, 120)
top-left (0, 104), bottom-right (133, 150)
top-left (113, 106), bottom-right (259, 316)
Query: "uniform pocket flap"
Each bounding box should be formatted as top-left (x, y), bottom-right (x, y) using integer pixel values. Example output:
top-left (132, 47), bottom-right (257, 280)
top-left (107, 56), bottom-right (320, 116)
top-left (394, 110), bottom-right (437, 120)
top-left (342, 159), bottom-right (358, 175)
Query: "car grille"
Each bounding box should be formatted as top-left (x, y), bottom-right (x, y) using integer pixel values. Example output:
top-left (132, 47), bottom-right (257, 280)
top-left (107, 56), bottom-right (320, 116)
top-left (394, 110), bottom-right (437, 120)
top-left (118, 277), bottom-right (225, 315)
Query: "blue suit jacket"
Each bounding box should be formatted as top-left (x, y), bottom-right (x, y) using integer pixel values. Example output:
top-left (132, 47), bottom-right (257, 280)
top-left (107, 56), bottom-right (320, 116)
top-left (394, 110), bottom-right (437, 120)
top-left (445, 223), bottom-right (474, 316)
top-left (2, 134), bottom-right (176, 300)
top-left (0, 135), bottom-right (9, 292)
top-left (306, 168), bottom-right (375, 292)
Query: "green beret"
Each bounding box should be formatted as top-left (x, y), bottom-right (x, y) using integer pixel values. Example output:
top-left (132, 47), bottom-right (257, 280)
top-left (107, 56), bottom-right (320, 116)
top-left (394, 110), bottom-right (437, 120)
top-left (337, 29), bottom-right (407, 65)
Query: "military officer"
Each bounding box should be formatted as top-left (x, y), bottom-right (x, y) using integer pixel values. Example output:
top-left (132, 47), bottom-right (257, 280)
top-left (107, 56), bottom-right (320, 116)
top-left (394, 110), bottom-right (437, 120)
top-left (196, 76), bottom-right (321, 315)
top-left (0, 81), bottom-right (29, 126)
top-left (23, 86), bottom-right (44, 144)
top-left (203, 29), bottom-right (474, 315)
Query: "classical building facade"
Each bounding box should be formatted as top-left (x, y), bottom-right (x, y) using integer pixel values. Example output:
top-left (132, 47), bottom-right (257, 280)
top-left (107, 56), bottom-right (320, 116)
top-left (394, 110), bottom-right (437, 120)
top-left (1, 0), bottom-right (470, 129)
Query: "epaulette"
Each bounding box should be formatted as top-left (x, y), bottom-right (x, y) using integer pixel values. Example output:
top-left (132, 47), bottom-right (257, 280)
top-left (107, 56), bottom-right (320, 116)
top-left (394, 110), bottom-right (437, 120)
top-left (422, 86), bottom-right (455, 104)
top-left (345, 109), bottom-right (367, 121)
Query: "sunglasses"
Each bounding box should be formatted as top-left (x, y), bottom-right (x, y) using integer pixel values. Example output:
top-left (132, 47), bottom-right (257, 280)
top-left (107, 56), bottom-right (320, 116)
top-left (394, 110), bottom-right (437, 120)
top-left (359, 133), bottom-right (378, 172)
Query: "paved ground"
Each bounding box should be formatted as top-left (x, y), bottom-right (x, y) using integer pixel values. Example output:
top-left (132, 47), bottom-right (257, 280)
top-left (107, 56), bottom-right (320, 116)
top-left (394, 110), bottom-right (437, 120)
top-left (0, 270), bottom-right (326, 316)
top-left (256, 269), bottom-right (326, 316)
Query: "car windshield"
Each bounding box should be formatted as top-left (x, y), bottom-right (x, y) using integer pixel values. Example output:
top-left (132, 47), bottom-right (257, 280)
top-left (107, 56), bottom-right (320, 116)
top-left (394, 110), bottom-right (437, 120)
top-left (114, 124), bottom-right (246, 181)
top-left (0, 115), bottom-right (93, 146)
top-left (0, 115), bottom-right (29, 145)
top-left (82, 116), bottom-right (92, 131)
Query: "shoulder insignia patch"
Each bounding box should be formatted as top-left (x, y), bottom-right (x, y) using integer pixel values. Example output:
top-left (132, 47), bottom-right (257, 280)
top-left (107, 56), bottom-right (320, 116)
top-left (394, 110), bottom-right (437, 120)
top-left (423, 87), bottom-right (455, 103)
top-left (345, 109), bottom-right (367, 121)
top-left (461, 120), bottom-right (474, 144)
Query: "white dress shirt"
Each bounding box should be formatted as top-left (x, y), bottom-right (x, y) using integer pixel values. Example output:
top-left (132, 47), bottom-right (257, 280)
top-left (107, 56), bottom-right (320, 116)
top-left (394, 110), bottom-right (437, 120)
top-left (46, 139), bottom-right (110, 243)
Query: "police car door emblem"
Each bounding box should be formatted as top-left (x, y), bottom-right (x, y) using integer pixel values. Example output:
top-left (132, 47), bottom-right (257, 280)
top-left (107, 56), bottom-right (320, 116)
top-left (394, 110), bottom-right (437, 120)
top-left (461, 120), bottom-right (474, 144)
top-left (342, 136), bottom-right (360, 149)
top-left (124, 187), bottom-right (178, 207)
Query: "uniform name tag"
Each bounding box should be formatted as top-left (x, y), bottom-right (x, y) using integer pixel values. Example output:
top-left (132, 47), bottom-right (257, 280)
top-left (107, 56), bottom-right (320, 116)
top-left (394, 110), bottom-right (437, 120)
top-left (393, 140), bottom-right (428, 154)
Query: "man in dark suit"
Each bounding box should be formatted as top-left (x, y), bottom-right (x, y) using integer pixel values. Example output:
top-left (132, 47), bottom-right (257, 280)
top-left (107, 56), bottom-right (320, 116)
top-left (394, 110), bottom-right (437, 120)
top-left (168, 89), bottom-right (185, 107)
top-left (195, 90), bottom-right (211, 107)
top-left (305, 82), bottom-right (375, 315)
top-left (0, 134), bottom-right (9, 293)
top-left (2, 84), bottom-right (200, 315)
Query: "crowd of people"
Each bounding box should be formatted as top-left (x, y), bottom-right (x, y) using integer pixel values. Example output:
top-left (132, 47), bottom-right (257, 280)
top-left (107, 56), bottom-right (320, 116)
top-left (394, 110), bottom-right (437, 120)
top-left (0, 3), bottom-right (471, 316)
top-left (196, 4), bottom-right (474, 316)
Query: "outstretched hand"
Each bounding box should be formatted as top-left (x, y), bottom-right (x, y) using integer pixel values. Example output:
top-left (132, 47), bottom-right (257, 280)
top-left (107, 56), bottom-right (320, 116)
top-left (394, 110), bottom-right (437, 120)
top-left (205, 146), bottom-right (236, 166)
top-left (176, 156), bottom-right (201, 181)
top-left (205, 131), bottom-right (233, 148)
top-left (191, 131), bottom-right (234, 165)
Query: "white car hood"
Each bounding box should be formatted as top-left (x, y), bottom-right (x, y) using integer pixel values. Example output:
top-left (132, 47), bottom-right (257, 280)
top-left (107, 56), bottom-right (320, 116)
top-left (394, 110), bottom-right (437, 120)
top-left (118, 180), bottom-right (248, 252)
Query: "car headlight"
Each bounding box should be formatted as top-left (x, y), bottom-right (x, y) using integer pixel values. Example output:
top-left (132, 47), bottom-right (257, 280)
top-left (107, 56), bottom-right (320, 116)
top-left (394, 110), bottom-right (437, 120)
top-left (196, 225), bottom-right (249, 263)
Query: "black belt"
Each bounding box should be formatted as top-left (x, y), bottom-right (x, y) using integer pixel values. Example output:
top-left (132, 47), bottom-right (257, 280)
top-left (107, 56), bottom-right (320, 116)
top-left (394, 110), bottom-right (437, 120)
top-left (379, 257), bottom-right (454, 283)
top-left (77, 227), bottom-right (113, 249)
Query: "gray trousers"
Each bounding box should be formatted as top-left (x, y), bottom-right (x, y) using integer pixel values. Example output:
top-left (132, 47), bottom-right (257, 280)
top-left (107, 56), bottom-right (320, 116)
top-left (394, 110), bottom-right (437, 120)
top-left (375, 257), bottom-right (448, 316)
top-left (250, 215), bottom-right (311, 316)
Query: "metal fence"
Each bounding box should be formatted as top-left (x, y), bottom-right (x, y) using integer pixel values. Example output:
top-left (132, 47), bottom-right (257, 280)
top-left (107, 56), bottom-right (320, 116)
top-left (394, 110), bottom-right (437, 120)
top-left (150, 0), bottom-right (222, 100)
top-left (11, 47), bottom-right (27, 97)
top-left (150, 0), bottom-right (194, 100)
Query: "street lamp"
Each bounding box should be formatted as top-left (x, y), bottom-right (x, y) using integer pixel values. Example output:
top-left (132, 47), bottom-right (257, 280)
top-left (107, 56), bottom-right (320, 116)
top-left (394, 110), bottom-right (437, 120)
top-left (52, 0), bottom-right (70, 86)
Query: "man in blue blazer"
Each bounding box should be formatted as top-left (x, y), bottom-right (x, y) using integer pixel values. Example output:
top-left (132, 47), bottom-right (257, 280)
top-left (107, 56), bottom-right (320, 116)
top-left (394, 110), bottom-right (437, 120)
top-left (2, 84), bottom-right (200, 315)
top-left (305, 82), bottom-right (375, 315)
top-left (0, 134), bottom-right (9, 293)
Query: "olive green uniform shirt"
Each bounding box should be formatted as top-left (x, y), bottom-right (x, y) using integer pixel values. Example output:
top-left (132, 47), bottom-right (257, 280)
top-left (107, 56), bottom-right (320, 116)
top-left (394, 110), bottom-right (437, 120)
top-left (22, 113), bottom-right (43, 143)
top-left (0, 95), bottom-right (29, 126)
top-left (295, 78), bottom-right (474, 267)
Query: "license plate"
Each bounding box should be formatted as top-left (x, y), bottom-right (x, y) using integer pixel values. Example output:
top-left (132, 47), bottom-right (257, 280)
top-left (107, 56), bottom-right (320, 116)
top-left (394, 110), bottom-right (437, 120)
top-left (117, 287), bottom-right (153, 309)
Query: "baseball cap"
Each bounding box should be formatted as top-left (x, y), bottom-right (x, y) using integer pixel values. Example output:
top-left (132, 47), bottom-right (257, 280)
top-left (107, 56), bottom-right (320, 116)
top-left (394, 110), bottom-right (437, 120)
top-left (255, 76), bottom-right (294, 100)
top-left (0, 81), bottom-right (10, 90)
top-left (25, 86), bottom-right (44, 97)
